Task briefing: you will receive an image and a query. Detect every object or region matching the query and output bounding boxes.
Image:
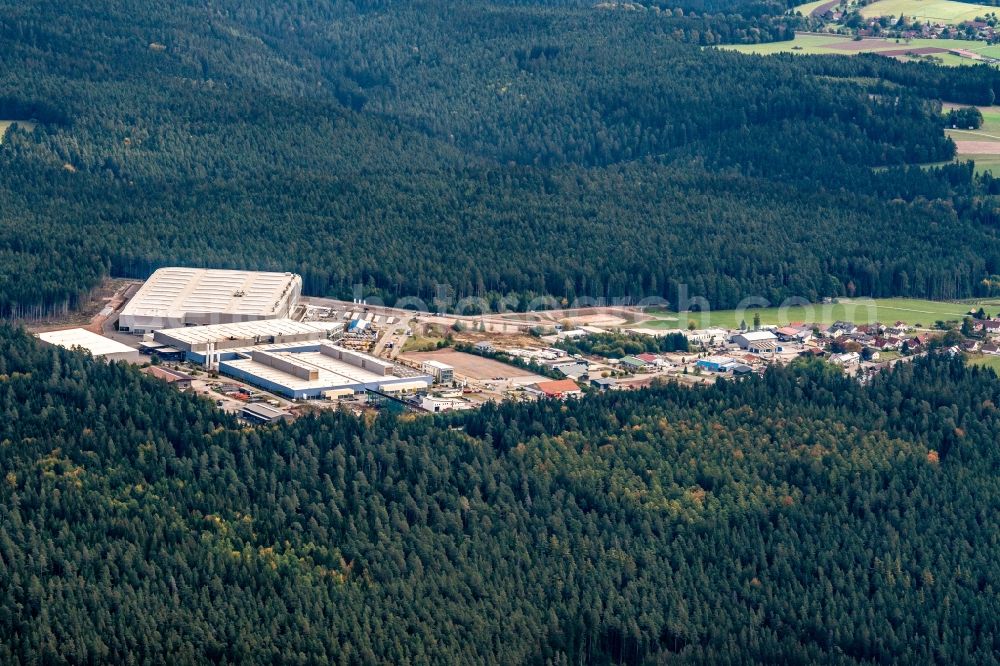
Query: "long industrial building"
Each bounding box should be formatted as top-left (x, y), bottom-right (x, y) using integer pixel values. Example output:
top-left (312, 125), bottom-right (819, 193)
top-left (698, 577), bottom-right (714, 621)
top-left (151, 318), bottom-right (342, 362)
top-left (37, 328), bottom-right (141, 363)
top-left (119, 268), bottom-right (302, 333)
top-left (218, 342), bottom-right (431, 399)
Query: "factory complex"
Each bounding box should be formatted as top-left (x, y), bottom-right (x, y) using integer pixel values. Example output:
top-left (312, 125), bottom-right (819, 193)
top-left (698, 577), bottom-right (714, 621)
top-left (138, 317), bottom-right (430, 400)
top-left (220, 343), bottom-right (430, 400)
top-left (118, 268), bottom-right (302, 333)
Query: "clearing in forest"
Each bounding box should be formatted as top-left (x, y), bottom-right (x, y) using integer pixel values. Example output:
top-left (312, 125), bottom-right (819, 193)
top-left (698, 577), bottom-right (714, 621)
top-left (0, 120), bottom-right (36, 142)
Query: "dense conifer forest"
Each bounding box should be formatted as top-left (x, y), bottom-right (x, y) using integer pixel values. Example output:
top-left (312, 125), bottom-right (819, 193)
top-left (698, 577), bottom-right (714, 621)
top-left (4, 5), bottom-right (1000, 660)
top-left (2, 0), bottom-right (1000, 316)
top-left (1, 326), bottom-right (998, 662)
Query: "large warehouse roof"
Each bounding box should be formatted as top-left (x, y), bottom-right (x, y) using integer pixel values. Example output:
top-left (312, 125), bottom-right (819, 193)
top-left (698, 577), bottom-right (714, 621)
top-left (120, 268), bottom-right (301, 327)
top-left (37, 328), bottom-right (139, 359)
top-left (154, 319), bottom-right (340, 348)
top-left (222, 346), bottom-right (428, 396)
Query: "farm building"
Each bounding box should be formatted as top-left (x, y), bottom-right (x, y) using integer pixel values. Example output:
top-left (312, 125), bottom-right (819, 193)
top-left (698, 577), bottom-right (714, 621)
top-left (731, 330), bottom-right (778, 349)
top-left (152, 318), bottom-right (341, 362)
top-left (219, 342), bottom-right (432, 400)
top-left (36, 328), bottom-right (141, 363)
top-left (119, 268), bottom-right (302, 333)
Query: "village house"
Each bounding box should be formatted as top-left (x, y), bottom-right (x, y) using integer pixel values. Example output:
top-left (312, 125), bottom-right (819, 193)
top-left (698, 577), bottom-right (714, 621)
top-left (829, 352), bottom-right (861, 366)
top-left (978, 320), bottom-right (1000, 335)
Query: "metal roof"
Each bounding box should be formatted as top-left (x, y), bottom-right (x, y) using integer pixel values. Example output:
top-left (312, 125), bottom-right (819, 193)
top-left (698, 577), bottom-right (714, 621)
top-left (224, 346), bottom-right (429, 393)
top-left (154, 319), bottom-right (338, 346)
top-left (242, 403), bottom-right (289, 420)
top-left (120, 268), bottom-right (301, 321)
top-left (735, 331), bottom-right (777, 341)
top-left (37, 329), bottom-right (138, 357)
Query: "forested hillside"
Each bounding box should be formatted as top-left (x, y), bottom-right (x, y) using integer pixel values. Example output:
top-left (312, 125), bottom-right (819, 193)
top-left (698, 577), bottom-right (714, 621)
top-left (1, 326), bottom-right (998, 662)
top-left (2, 0), bottom-right (1000, 317)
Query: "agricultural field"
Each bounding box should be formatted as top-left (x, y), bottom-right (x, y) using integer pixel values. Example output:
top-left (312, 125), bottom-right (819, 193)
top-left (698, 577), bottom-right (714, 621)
top-left (858, 0), bottom-right (996, 24)
top-left (944, 104), bottom-right (1000, 173)
top-left (792, 0), bottom-right (839, 15)
top-left (958, 154), bottom-right (1000, 173)
top-left (0, 119), bottom-right (36, 143)
top-left (639, 297), bottom-right (979, 330)
top-left (967, 353), bottom-right (1000, 373)
top-left (723, 32), bottom-right (998, 66)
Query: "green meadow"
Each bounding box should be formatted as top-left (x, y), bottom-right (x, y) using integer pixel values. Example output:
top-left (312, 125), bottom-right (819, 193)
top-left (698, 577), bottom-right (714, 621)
top-left (639, 298), bottom-right (984, 330)
top-left (722, 33), bottom-right (1000, 67)
top-left (0, 120), bottom-right (36, 143)
top-left (857, 0), bottom-right (995, 25)
top-left (967, 353), bottom-right (1000, 373)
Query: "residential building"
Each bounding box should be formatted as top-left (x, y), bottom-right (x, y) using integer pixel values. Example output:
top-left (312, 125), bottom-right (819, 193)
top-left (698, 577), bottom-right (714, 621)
top-left (829, 352), bottom-right (861, 366)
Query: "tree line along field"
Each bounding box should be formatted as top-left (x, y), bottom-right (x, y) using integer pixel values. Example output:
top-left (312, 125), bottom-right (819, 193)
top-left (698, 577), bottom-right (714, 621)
top-left (640, 297), bottom-right (984, 330)
top-left (722, 33), bottom-right (1000, 66)
top-left (945, 103), bottom-right (1000, 171)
